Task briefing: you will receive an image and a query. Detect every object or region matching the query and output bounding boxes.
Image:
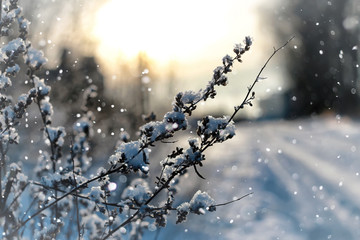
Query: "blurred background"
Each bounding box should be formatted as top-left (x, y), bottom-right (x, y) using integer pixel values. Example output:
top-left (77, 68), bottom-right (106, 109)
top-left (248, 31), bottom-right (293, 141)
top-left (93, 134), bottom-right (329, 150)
top-left (16, 0), bottom-right (360, 132)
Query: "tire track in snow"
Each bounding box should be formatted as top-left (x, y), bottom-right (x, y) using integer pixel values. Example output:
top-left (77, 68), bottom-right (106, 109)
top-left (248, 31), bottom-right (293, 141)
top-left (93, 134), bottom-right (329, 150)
top-left (261, 124), bottom-right (360, 200)
top-left (258, 126), bottom-right (360, 239)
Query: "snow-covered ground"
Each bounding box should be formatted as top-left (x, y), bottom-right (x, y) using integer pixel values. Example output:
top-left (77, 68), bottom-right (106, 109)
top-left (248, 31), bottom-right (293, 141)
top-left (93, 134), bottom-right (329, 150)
top-left (153, 116), bottom-right (360, 240)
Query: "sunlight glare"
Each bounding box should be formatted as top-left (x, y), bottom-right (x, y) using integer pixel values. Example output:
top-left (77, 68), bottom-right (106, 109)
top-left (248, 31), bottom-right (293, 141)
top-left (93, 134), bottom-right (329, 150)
top-left (92, 0), bottom-right (229, 62)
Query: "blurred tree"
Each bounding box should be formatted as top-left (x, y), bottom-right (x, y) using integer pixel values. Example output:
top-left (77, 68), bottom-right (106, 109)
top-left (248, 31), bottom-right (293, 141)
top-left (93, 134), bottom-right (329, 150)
top-left (113, 52), bottom-right (156, 135)
top-left (19, 0), bottom-right (99, 64)
top-left (47, 49), bottom-right (104, 105)
top-left (268, 0), bottom-right (360, 118)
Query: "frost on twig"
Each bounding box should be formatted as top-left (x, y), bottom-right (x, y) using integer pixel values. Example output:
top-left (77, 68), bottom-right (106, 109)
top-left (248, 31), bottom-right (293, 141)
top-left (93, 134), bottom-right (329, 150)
top-left (176, 190), bottom-right (216, 223)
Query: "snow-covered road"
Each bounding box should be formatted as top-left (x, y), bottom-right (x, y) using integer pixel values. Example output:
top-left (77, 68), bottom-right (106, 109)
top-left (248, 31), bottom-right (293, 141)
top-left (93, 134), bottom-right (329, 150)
top-left (157, 116), bottom-right (360, 240)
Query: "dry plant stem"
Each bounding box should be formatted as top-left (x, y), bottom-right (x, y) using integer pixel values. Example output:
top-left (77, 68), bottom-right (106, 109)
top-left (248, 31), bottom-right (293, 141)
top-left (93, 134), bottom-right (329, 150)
top-left (12, 159), bottom-right (128, 235)
top-left (75, 196), bottom-right (81, 240)
top-left (0, 128), bottom-right (14, 210)
top-left (102, 172), bottom-right (251, 239)
top-left (212, 192), bottom-right (253, 207)
top-left (28, 70), bottom-right (59, 172)
top-left (31, 181), bottom-right (162, 210)
top-left (0, 183), bottom-right (28, 217)
top-left (20, 197), bottom-right (37, 223)
top-left (70, 145), bottom-right (82, 240)
top-left (0, 145), bottom-right (4, 206)
top-left (9, 163), bottom-right (127, 236)
top-left (0, 126), bottom-right (10, 190)
top-left (202, 36), bottom-right (295, 154)
top-left (7, 182), bottom-right (29, 210)
top-left (32, 181), bottom-right (120, 207)
top-left (0, 0), bottom-right (2, 42)
top-left (103, 37), bottom-right (294, 239)
top-left (35, 102), bottom-right (57, 172)
top-left (0, 132), bottom-right (10, 200)
top-left (31, 176), bottom-right (253, 230)
top-left (117, 192), bottom-right (254, 212)
top-left (228, 36), bottom-right (295, 123)
top-left (102, 165), bottom-right (187, 240)
top-left (31, 72), bottom-right (61, 222)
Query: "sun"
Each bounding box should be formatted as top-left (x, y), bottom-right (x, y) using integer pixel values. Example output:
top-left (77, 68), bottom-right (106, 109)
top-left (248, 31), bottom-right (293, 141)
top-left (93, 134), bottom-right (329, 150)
top-left (92, 0), bottom-right (230, 63)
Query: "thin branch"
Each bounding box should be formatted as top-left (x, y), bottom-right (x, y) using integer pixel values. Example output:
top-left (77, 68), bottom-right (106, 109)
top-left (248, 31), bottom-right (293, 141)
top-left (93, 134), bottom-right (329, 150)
top-left (193, 165), bottom-right (206, 179)
top-left (154, 228), bottom-right (161, 240)
top-left (126, 192), bottom-right (254, 212)
top-left (160, 139), bottom-right (178, 144)
top-left (0, 0), bottom-right (2, 36)
top-left (8, 163), bottom-right (126, 236)
top-left (20, 197), bottom-right (37, 224)
top-left (229, 36), bottom-right (295, 122)
top-left (7, 182), bottom-right (30, 210)
top-left (70, 141), bottom-right (82, 240)
top-left (0, 145), bottom-right (4, 207)
top-left (31, 181), bottom-right (127, 208)
top-left (211, 192), bottom-right (253, 207)
top-left (102, 166), bottom-right (187, 240)
top-left (0, 135), bottom-right (10, 196)
top-left (202, 37), bottom-right (295, 154)
top-left (31, 71), bottom-right (62, 223)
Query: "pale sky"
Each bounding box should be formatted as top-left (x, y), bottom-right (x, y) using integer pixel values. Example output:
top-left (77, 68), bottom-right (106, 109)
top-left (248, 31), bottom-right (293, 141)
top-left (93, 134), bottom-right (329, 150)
top-left (90, 0), bottom-right (288, 118)
top-left (22, 0), bottom-right (289, 118)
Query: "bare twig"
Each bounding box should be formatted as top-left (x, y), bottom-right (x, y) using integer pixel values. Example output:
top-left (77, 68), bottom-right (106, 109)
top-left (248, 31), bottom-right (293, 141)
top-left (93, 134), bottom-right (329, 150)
top-left (229, 36), bottom-right (295, 122)
top-left (70, 141), bottom-right (82, 240)
top-left (211, 192), bottom-right (253, 207)
top-left (102, 165), bottom-right (187, 239)
top-left (202, 36), bottom-right (295, 155)
top-left (8, 163), bottom-right (127, 236)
